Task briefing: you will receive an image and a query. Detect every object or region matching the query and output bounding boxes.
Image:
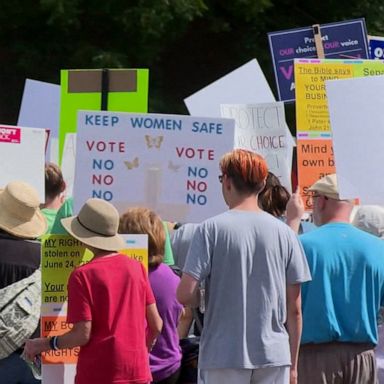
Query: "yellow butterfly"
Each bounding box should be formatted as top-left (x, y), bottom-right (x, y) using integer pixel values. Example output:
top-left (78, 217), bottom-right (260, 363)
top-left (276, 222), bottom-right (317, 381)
top-left (168, 160), bottom-right (181, 172)
top-left (145, 135), bottom-right (164, 149)
top-left (124, 157), bottom-right (139, 170)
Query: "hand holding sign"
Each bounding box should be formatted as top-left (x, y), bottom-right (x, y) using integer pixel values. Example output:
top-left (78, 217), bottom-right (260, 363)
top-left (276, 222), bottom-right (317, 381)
top-left (286, 186), bottom-right (305, 233)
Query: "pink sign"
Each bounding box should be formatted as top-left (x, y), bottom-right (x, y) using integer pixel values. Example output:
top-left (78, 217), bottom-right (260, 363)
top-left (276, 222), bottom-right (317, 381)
top-left (0, 126), bottom-right (21, 143)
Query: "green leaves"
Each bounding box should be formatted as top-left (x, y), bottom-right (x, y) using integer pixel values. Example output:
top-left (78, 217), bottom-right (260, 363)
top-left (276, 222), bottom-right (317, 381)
top-left (1, 0), bottom-right (384, 121)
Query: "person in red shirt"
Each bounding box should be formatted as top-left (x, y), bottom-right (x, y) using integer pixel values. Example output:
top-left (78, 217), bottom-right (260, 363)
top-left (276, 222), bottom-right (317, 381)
top-left (24, 198), bottom-right (163, 384)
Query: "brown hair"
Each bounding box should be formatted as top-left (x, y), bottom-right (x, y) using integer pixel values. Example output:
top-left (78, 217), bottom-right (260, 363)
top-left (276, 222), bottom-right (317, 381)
top-left (258, 172), bottom-right (290, 217)
top-left (118, 207), bottom-right (165, 268)
top-left (45, 163), bottom-right (65, 200)
top-left (219, 149), bottom-right (268, 194)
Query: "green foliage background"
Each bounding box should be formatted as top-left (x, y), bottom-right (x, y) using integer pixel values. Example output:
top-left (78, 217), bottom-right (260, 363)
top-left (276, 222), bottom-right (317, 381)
top-left (1, 0), bottom-right (383, 125)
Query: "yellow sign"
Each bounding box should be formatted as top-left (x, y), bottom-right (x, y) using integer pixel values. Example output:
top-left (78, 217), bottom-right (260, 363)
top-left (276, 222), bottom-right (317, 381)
top-left (295, 59), bottom-right (384, 209)
top-left (41, 236), bottom-right (91, 307)
top-left (295, 59), bottom-right (384, 132)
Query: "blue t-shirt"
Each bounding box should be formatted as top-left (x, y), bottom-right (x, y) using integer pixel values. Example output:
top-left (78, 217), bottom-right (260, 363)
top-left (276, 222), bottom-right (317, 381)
top-left (300, 222), bottom-right (384, 344)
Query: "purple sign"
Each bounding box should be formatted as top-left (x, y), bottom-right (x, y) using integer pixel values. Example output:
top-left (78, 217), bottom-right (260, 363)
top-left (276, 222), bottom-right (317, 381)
top-left (268, 18), bottom-right (369, 102)
top-left (369, 36), bottom-right (384, 59)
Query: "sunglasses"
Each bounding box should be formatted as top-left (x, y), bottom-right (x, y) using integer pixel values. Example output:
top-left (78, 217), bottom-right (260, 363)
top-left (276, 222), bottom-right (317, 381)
top-left (308, 194), bottom-right (329, 208)
top-left (312, 194), bottom-right (328, 200)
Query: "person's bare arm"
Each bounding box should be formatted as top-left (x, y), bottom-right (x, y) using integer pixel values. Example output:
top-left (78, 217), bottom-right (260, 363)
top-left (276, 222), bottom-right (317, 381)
top-left (286, 186), bottom-right (304, 234)
top-left (146, 303), bottom-right (163, 350)
top-left (24, 321), bottom-right (92, 360)
top-left (286, 284), bottom-right (302, 384)
top-left (177, 273), bottom-right (200, 307)
top-left (178, 307), bottom-right (192, 338)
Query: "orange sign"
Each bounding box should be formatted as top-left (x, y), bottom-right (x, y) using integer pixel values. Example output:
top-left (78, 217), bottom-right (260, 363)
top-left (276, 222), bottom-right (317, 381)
top-left (41, 316), bottom-right (79, 364)
top-left (297, 133), bottom-right (335, 210)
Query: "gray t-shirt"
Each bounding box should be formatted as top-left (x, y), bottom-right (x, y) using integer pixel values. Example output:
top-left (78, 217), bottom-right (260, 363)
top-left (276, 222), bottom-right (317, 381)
top-left (171, 223), bottom-right (199, 269)
top-left (183, 210), bottom-right (311, 369)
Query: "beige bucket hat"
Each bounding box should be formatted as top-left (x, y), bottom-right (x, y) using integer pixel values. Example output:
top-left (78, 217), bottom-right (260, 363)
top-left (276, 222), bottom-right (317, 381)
top-left (308, 174), bottom-right (340, 200)
top-left (0, 181), bottom-right (47, 239)
top-left (61, 198), bottom-right (125, 251)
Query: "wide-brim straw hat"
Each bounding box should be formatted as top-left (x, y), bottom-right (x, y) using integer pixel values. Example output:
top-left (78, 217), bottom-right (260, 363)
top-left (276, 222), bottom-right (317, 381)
top-left (61, 198), bottom-right (125, 251)
top-left (0, 181), bottom-right (47, 238)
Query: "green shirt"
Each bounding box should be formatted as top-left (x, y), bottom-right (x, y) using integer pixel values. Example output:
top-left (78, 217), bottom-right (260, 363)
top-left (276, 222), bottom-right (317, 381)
top-left (163, 222), bottom-right (174, 266)
top-left (41, 208), bottom-right (58, 234)
top-left (50, 197), bottom-right (74, 234)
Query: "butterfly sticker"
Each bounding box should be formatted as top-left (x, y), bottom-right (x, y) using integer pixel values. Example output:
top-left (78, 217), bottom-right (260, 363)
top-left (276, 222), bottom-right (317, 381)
top-left (168, 160), bottom-right (181, 172)
top-left (145, 135), bottom-right (164, 149)
top-left (124, 157), bottom-right (139, 170)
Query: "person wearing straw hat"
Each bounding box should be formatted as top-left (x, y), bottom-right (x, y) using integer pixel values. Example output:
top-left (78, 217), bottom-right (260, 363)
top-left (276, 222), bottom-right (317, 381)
top-left (0, 180), bottom-right (47, 384)
top-left (24, 198), bottom-right (163, 384)
top-left (297, 174), bottom-right (384, 383)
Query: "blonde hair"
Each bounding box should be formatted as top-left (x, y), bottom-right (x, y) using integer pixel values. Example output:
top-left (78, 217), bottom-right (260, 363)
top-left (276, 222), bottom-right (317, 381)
top-left (119, 207), bottom-right (165, 267)
top-left (220, 149), bottom-right (268, 194)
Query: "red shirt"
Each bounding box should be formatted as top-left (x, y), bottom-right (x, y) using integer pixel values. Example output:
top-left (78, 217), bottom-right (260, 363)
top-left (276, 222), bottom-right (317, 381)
top-left (67, 254), bottom-right (155, 384)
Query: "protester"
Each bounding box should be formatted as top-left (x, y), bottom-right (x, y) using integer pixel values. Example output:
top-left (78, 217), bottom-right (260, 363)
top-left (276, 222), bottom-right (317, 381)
top-left (352, 205), bottom-right (384, 239)
top-left (177, 149), bottom-right (311, 384)
top-left (352, 205), bottom-right (384, 383)
top-left (119, 207), bottom-right (183, 384)
top-left (297, 174), bottom-right (384, 383)
top-left (171, 222), bottom-right (199, 270)
top-left (170, 222), bottom-right (200, 338)
top-left (258, 171), bottom-right (291, 217)
top-left (40, 163), bottom-right (66, 233)
top-left (258, 171), bottom-right (315, 234)
top-left (0, 181), bottom-right (47, 384)
top-left (24, 198), bottom-right (163, 384)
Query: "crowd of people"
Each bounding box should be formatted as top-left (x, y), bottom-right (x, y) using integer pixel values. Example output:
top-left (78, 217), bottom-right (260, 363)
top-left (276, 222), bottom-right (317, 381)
top-left (1, 150), bottom-right (384, 384)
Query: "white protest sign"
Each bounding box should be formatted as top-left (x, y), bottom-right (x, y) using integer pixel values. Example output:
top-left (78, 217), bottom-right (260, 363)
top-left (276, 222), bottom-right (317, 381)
top-left (184, 58), bottom-right (296, 149)
top-left (18, 79), bottom-right (60, 163)
top-left (0, 125), bottom-right (45, 201)
top-left (326, 75), bottom-right (384, 203)
top-left (61, 133), bottom-right (77, 197)
top-left (74, 111), bottom-right (235, 222)
top-left (50, 137), bottom-right (59, 166)
top-left (184, 59), bottom-right (276, 117)
top-left (221, 102), bottom-right (292, 191)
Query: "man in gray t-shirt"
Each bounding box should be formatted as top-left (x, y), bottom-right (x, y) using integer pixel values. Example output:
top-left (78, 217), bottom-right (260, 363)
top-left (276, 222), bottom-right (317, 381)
top-left (177, 149), bottom-right (311, 384)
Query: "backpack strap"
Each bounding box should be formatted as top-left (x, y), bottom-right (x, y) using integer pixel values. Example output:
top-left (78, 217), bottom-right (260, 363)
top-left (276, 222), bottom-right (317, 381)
top-left (0, 269), bottom-right (41, 310)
